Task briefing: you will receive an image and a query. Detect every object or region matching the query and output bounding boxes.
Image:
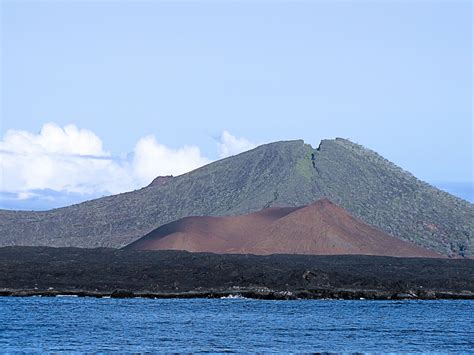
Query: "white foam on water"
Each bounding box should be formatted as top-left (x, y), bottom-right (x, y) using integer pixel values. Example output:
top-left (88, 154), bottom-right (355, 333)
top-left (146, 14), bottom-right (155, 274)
top-left (220, 294), bottom-right (247, 300)
top-left (55, 294), bottom-right (78, 297)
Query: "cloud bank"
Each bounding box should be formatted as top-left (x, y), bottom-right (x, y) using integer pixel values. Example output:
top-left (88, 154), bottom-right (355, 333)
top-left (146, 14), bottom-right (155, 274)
top-left (218, 130), bottom-right (257, 158)
top-left (0, 123), bottom-right (256, 209)
top-left (132, 135), bottom-right (211, 187)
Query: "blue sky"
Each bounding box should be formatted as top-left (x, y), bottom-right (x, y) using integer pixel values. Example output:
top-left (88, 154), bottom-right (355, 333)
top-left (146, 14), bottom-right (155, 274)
top-left (1, 0), bottom-right (472, 209)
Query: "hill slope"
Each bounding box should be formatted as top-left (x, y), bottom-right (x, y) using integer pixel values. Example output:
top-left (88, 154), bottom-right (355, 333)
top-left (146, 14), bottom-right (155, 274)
top-left (125, 199), bottom-right (440, 258)
top-left (0, 138), bottom-right (472, 256)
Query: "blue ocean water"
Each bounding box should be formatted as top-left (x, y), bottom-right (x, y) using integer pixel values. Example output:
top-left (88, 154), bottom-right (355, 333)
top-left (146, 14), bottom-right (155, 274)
top-left (0, 297), bottom-right (473, 353)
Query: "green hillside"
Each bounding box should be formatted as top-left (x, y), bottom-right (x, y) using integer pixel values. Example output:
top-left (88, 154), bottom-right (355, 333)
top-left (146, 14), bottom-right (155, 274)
top-left (0, 138), bottom-right (472, 257)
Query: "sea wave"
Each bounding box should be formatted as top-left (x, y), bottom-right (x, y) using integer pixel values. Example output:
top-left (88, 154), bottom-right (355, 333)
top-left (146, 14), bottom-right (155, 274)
top-left (220, 294), bottom-right (247, 300)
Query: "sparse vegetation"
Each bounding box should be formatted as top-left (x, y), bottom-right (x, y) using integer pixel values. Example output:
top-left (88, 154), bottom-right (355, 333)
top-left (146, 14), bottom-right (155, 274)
top-left (0, 139), bottom-right (472, 257)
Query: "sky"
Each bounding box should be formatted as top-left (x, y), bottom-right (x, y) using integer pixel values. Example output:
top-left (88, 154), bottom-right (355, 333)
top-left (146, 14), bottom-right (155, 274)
top-left (0, 0), bottom-right (473, 210)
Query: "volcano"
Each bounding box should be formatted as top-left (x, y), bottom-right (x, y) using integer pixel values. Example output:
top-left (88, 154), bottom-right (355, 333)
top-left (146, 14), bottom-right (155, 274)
top-left (1, 138), bottom-right (472, 257)
top-left (125, 199), bottom-right (440, 258)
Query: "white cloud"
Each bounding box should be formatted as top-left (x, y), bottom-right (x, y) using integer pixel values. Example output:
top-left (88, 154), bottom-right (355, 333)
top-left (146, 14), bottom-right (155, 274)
top-left (1, 123), bottom-right (108, 157)
top-left (0, 123), bottom-right (257, 208)
top-left (0, 123), bottom-right (210, 198)
top-left (132, 135), bottom-right (210, 187)
top-left (0, 123), bottom-right (128, 195)
top-left (218, 130), bottom-right (257, 158)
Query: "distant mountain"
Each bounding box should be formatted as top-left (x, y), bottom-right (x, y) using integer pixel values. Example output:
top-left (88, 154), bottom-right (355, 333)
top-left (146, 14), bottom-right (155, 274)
top-left (125, 199), bottom-right (440, 258)
top-left (0, 138), bottom-right (472, 257)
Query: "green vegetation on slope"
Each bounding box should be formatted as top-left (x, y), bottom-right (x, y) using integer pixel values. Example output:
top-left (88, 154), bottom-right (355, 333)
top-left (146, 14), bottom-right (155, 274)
top-left (0, 138), bottom-right (472, 257)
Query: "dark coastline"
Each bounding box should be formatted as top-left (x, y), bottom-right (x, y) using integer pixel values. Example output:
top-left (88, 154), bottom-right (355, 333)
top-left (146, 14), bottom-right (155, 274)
top-left (1, 247), bottom-right (473, 300)
top-left (2, 288), bottom-right (474, 301)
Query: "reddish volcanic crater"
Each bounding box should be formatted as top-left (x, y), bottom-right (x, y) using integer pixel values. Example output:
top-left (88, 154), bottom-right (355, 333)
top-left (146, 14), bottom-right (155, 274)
top-left (124, 199), bottom-right (441, 258)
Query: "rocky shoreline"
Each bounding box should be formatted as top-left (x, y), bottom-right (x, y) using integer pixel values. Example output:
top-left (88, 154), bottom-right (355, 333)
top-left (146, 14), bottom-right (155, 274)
top-left (1, 247), bottom-right (473, 301)
top-left (1, 287), bottom-right (474, 300)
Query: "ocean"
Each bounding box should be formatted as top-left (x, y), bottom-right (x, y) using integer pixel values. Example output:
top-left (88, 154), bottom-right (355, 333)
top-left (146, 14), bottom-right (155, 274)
top-left (1, 297), bottom-right (473, 352)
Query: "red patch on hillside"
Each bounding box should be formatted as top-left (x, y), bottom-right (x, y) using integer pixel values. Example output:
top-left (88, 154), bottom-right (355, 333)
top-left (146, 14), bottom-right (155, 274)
top-left (148, 176), bottom-right (173, 187)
